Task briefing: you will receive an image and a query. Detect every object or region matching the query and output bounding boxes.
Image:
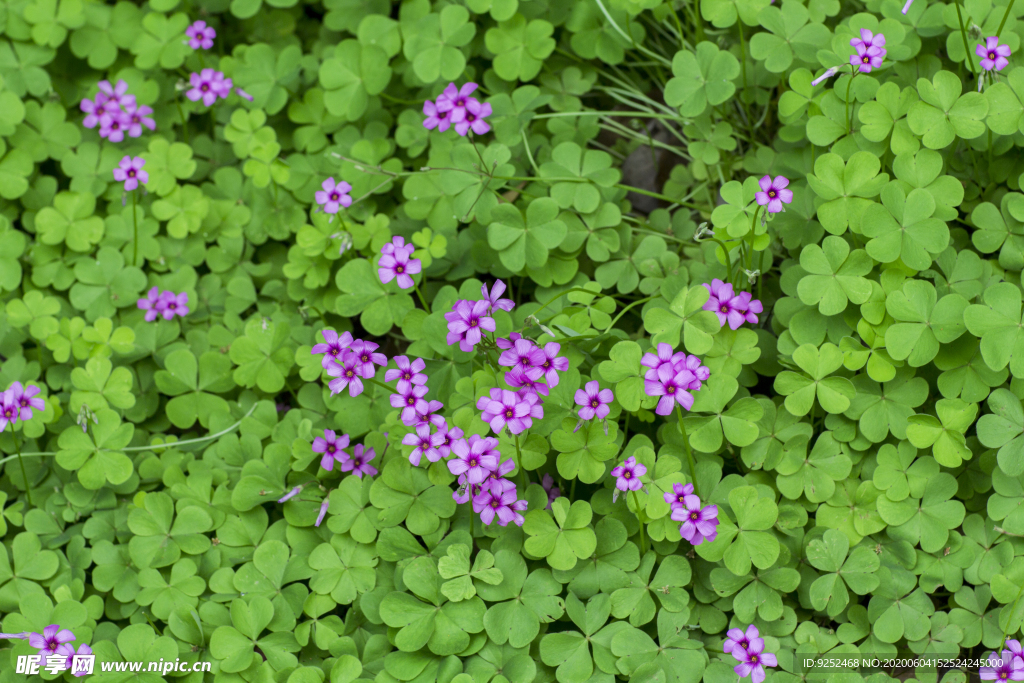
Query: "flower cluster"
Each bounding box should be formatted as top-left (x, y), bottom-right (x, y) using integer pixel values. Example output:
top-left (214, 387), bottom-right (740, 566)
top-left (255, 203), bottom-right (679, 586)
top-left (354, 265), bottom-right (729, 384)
top-left (186, 20), bottom-right (216, 50)
top-left (319, 335), bottom-right (387, 398)
top-left (423, 82), bottom-right (492, 136)
top-left (113, 155), bottom-right (147, 192)
top-left (315, 177), bottom-right (352, 215)
top-left (137, 287), bottom-right (190, 321)
top-left (850, 29), bottom-right (886, 73)
top-left (725, 625), bottom-right (777, 683)
top-left (378, 236), bottom-right (422, 290)
top-left (446, 279), bottom-right (517, 353)
top-left (0, 382), bottom-right (45, 433)
top-left (21, 625), bottom-right (92, 678)
top-left (978, 36), bottom-right (1012, 72)
top-left (702, 279), bottom-right (763, 330)
top-left (642, 343), bottom-right (710, 415)
top-left (80, 79), bottom-right (155, 141)
top-left (981, 649), bottom-right (1024, 681)
top-left (666, 482), bottom-right (719, 545)
top-left (186, 68), bottom-right (233, 107)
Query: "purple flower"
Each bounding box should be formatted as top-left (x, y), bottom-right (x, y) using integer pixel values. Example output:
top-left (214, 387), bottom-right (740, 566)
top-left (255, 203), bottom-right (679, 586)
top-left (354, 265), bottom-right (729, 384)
top-left (482, 279), bottom-right (515, 313)
top-left (423, 99), bottom-right (452, 132)
top-left (482, 389), bottom-right (532, 435)
top-left (315, 499), bottom-right (330, 526)
top-left (113, 155), bottom-right (147, 191)
top-left (437, 82), bottom-right (479, 118)
top-left (315, 177), bottom-right (352, 214)
top-left (137, 287), bottom-right (166, 322)
top-left (347, 340), bottom-right (387, 378)
top-left (537, 342), bottom-right (569, 386)
top-left (505, 366), bottom-right (549, 397)
top-left (99, 110), bottom-right (129, 142)
top-left (98, 80), bottom-right (133, 109)
top-left (432, 421), bottom-right (462, 459)
top-left (325, 356), bottom-right (364, 397)
top-left (187, 69), bottom-right (229, 107)
top-left (65, 643), bottom-right (93, 677)
top-left (312, 329), bottom-right (353, 368)
top-left (392, 384), bottom-right (430, 426)
top-left (520, 389), bottom-right (544, 422)
top-left (611, 456), bottom-right (646, 492)
top-left (482, 458), bottom-right (517, 491)
top-left (755, 175), bottom-right (793, 214)
top-left (80, 94), bottom-right (116, 129)
top-left (735, 291), bottom-right (764, 326)
top-left (673, 496), bottom-right (719, 545)
top-left (981, 651), bottom-right (1024, 681)
top-left (454, 98), bottom-right (492, 137)
top-left (28, 625), bottom-right (75, 657)
top-left (902, 0), bottom-right (914, 13)
top-left (851, 43), bottom-right (884, 73)
top-left (382, 235), bottom-right (416, 259)
top-left (724, 625), bottom-right (759, 655)
top-left (186, 20), bottom-right (216, 50)
top-left (978, 37), bottom-right (1012, 72)
top-left (575, 381), bottom-right (613, 421)
top-left (473, 481), bottom-right (519, 526)
top-left (378, 246), bottom-right (422, 290)
top-left (235, 87), bottom-right (254, 101)
top-left (733, 637), bottom-right (777, 683)
top-left (850, 28), bottom-right (885, 52)
top-left (675, 353), bottom-right (711, 390)
top-left (702, 279), bottom-right (754, 330)
top-left (122, 102), bottom-right (156, 138)
top-left (645, 363), bottom-right (697, 415)
top-left (449, 434), bottom-right (500, 484)
top-left (510, 497), bottom-right (528, 526)
top-left (499, 338), bottom-right (545, 372)
top-left (385, 356), bottom-right (428, 394)
top-left (0, 391), bottom-right (19, 433)
top-left (313, 429), bottom-right (350, 471)
top-left (159, 291), bottom-right (189, 319)
top-left (278, 485), bottom-right (302, 503)
top-left (541, 473), bottom-right (559, 509)
top-left (411, 399), bottom-right (445, 428)
top-left (1008, 640), bottom-right (1024, 666)
top-left (6, 382), bottom-right (44, 422)
top-left (445, 299), bottom-right (496, 352)
top-left (403, 422), bottom-right (441, 466)
top-left (663, 482), bottom-right (695, 511)
top-left (811, 66), bottom-right (839, 87)
top-left (339, 444), bottom-right (378, 478)
top-left (641, 343), bottom-right (683, 379)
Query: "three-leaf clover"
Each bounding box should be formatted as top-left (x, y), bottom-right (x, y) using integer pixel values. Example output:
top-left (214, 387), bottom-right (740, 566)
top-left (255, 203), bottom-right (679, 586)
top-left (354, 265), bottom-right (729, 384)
top-left (154, 349), bottom-right (234, 429)
top-left (476, 549), bottom-right (565, 648)
top-left (524, 498), bottom-right (597, 571)
top-left (883, 279), bottom-right (967, 366)
top-left (806, 151), bottom-right (888, 236)
top-left (437, 544), bottom-right (503, 602)
top-left (487, 197), bottom-right (568, 273)
top-left (806, 529), bottom-right (880, 617)
top-left (774, 342), bottom-right (856, 416)
top-left (796, 236), bottom-right (873, 315)
top-left (906, 398), bottom-right (977, 468)
top-left (664, 42), bottom-right (740, 116)
top-left (907, 70), bottom-right (988, 149)
top-left (977, 389), bottom-right (1024, 476)
top-left (862, 185), bottom-right (950, 270)
top-left (964, 282), bottom-right (1024, 378)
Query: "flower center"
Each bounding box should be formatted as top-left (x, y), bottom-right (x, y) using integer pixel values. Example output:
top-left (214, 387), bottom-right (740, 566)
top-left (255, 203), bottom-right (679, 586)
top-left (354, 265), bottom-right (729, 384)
top-left (330, 192), bottom-right (339, 201)
top-left (201, 84), bottom-right (209, 91)
top-left (505, 409), bottom-right (513, 418)
top-left (467, 114), bottom-right (476, 122)
top-left (591, 400), bottom-right (599, 407)
top-left (406, 397), bottom-right (415, 405)
top-left (361, 354), bottom-right (369, 362)
top-left (768, 190), bottom-right (776, 198)
top-left (862, 56), bottom-right (870, 63)
top-left (691, 512), bottom-right (699, 520)
top-left (667, 386), bottom-right (675, 394)
top-left (678, 495), bottom-right (686, 503)
top-left (438, 111), bottom-right (447, 119)
top-left (345, 370), bottom-right (354, 378)
top-left (327, 445), bottom-right (335, 453)
top-left (168, 303), bottom-right (176, 309)
top-left (455, 98), bottom-right (465, 106)
top-left (469, 320), bottom-right (477, 327)
top-left (990, 51), bottom-right (997, 59)
top-left (403, 372), bottom-right (411, 380)
top-left (352, 459), bottom-right (361, 467)
top-left (721, 305), bottom-right (729, 312)
top-left (491, 500), bottom-right (499, 508)
top-left (751, 655), bottom-right (759, 664)
top-left (329, 348), bottom-right (339, 355)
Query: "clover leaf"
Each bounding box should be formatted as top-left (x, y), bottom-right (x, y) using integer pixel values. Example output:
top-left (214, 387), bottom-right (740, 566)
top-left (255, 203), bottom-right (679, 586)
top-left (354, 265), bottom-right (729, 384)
top-left (964, 282), bottom-right (1024, 378)
top-left (154, 349), bottom-right (234, 429)
top-left (796, 236), bottom-right (873, 315)
top-left (477, 549), bottom-right (564, 648)
top-left (971, 191), bottom-right (1024, 271)
top-left (807, 529), bottom-right (880, 617)
top-left (229, 317), bottom-right (295, 394)
top-left (806, 151), bottom-right (888, 236)
top-left (307, 534), bottom-right (378, 605)
top-left (906, 398), bottom-right (977, 468)
top-left (664, 42), bottom-right (740, 117)
top-left (484, 14), bottom-right (555, 82)
top-left (684, 374), bottom-right (764, 452)
top-left (908, 70), bottom-right (988, 149)
top-left (210, 597), bottom-right (299, 672)
top-left (878, 472), bottom-right (966, 552)
top-left (977, 388), bottom-right (1024, 476)
top-left (774, 342), bottom-right (856, 416)
top-left (863, 185), bottom-right (950, 270)
top-left (643, 284), bottom-right (721, 354)
top-left (437, 544), bottom-right (503, 602)
top-left (35, 190), bottom-right (104, 252)
top-left (524, 498), bottom-right (597, 571)
top-left (540, 142), bottom-right (620, 213)
top-left (697, 485), bottom-right (779, 576)
top-left (775, 431), bottom-right (851, 503)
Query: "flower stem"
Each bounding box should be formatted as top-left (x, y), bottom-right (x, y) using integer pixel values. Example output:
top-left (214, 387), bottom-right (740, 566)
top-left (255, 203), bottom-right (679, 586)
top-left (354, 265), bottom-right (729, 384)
top-left (412, 281), bottom-right (431, 315)
top-left (132, 191), bottom-right (139, 267)
top-left (365, 376), bottom-right (398, 395)
top-left (12, 429), bottom-right (31, 507)
top-left (676, 406), bottom-right (699, 498)
top-left (953, 0), bottom-right (977, 76)
top-left (176, 96), bottom-right (189, 146)
top-left (631, 490), bottom-right (647, 555)
top-left (998, 0), bottom-right (1017, 38)
top-left (514, 432), bottom-right (528, 490)
top-left (845, 67), bottom-right (856, 133)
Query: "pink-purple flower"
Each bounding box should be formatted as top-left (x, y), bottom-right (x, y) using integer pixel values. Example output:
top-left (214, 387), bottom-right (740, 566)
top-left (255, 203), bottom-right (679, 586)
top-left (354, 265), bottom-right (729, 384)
top-left (99, 110), bottom-right (129, 142)
top-left (437, 82), bottom-right (478, 119)
top-left (575, 380), bottom-right (613, 420)
top-left (541, 473), bottom-right (559, 509)
top-left (80, 94), bottom-right (116, 130)
top-left (315, 499), bottom-right (330, 526)
top-left (403, 422), bottom-right (442, 466)
top-left (754, 175), bottom-right (793, 214)
top-left (499, 338), bottom-right (545, 372)
top-left (137, 286), bottom-right (165, 322)
top-left (385, 356), bottom-right (428, 394)
top-left (978, 37), bottom-right (1012, 72)
top-left (65, 643), bottom-right (93, 677)
top-left (113, 155), bottom-right (148, 191)
top-left (159, 291), bottom-right (189, 319)
top-left (392, 384), bottom-right (430, 425)
top-left (730, 630), bottom-right (777, 683)
top-left (423, 99), bottom-right (452, 132)
top-left (454, 98), bottom-right (492, 137)
top-left (312, 329), bottom-right (353, 368)
top-left (0, 391), bottom-right (20, 433)
top-left (851, 43), bottom-right (884, 73)
top-left (850, 28), bottom-right (885, 52)
top-left (981, 651), bottom-right (1024, 681)
top-left (122, 102), bottom-right (156, 138)
top-left (724, 625), bottom-right (759, 655)
top-left (611, 456), bottom-right (646, 492)
top-left (663, 482), bottom-right (695, 511)
top-left (347, 340), bottom-right (388, 379)
top-left (449, 434), bottom-right (500, 484)
top-left (326, 355), bottom-right (364, 397)
top-left (645, 363), bottom-right (697, 415)
top-left (672, 495), bottom-right (719, 545)
top-left (472, 480), bottom-right (522, 526)
top-left (432, 421), bottom-right (462, 459)
top-left (6, 382), bottom-right (44, 422)
top-left (98, 80), bottom-right (133, 109)
top-left (314, 430), bottom-right (351, 471)
top-left (445, 299), bottom-right (496, 352)
top-left (278, 485), bottom-right (302, 503)
top-left (28, 625), bottom-right (75, 657)
top-left (340, 443), bottom-right (378, 478)
top-left (187, 69), bottom-right (231, 107)
top-left (315, 177), bottom-right (352, 214)
top-left (186, 20), bottom-right (216, 50)
top-left (702, 279), bottom-right (763, 330)
top-left (378, 244), bottom-right (422, 290)
top-left (482, 279), bottom-right (515, 313)
top-left (480, 388), bottom-right (533, 435)
top-left (537, 342), bottom-right (569, 386)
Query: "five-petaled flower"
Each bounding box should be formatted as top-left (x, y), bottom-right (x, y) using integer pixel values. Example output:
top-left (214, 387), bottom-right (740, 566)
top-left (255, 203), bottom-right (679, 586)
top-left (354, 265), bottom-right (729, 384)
top-left (314, 430), bottom-right (351, 471)
top-left (6, 382), bottom-right (44, 422)
top-left (449, 434), bottom-right (500, 484)
top-left (611, 456), bottom-right (647, 492)
top-left (186, 20), bottom-right (216, 50)
top-left (755, 175), bottom-right (793, 214)
top-left (732, 632), bottom-right (778, 683)
top-left (672, 495), bottom-right (719, 545)
top-left (340, 443), bottom-right (378, 478)
top-left (702, 279), bottom-right (764, 330)
top-left (445, 299), bottom-right (496, 352)
top-left (113, 155), bottom-right (148, 191)
top-left (315, 177), bottom-right (352, 214)
top-left (575, 380), bottom-right (613, 421)
top-left (978, 37), bottom-right (1012, 72)
top-left (29, 625), bottom-right (75, 657)
top-left (187, 69), bottom-right (231, 107)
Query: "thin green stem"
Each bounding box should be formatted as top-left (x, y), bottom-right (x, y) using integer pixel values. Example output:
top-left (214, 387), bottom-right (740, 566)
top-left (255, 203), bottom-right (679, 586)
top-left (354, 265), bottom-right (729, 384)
top-left (530, 287), bottom-right (620, 320)
top-left (176, 97), bottom-right (189, 146)
top-left (570, 477), bottom-right (577, 501)
top-left (632, 490), bottom-right (647, 555)
top-left (412, 281), bottom-right (431, 315)
top-left (132, 191), bottom-right (139, 267)
top-left (998, 0), bottom-right (1017, 37)
top-left (845, 68), bottom-right (856, 134)
top-left (365, 376), bottom-right (399, 395)
top-left (614, 184), bottom-right (702, 209)
top-left (12, 430), bottom-right (31, 507)
top-left (676, 406), bottom-right (699, 498)
top-left (514, 433), bottom-right (528, 491)
top-left (603, 296), bottom-right (655, 333)
top-left (953, 0), bottom-right (977, 76)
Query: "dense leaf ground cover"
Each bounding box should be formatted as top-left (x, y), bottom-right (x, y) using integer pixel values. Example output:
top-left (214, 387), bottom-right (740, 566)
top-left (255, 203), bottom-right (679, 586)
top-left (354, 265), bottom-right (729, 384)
top-left (6, 0), bottom-right (1024, 682)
